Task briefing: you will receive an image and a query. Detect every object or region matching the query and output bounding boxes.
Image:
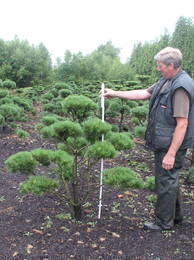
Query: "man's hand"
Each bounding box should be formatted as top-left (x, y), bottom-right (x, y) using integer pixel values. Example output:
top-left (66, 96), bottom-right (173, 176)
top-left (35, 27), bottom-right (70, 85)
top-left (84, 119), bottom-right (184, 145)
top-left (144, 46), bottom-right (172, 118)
top-left (102, 88), bottom-right (116, 99)
top-left (162, 153), bottom-right (175, 170)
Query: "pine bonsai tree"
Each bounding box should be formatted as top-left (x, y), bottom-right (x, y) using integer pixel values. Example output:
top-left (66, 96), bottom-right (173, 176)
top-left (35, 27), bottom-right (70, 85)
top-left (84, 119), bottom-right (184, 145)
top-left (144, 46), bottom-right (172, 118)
top-left (130, 105), bottom-right (148, 126)
top-left (0, 90), bottom-right (9, 98)
top-left (106, 99), bottom-right (137, 131)
top-left (2, 79), bottom-right (16, 89)
top-left (0, 104), bottom-right (24, 130)
top-left (103, 167), bottom-right (144, 189)
top-left (5, 95), bottom-right (138, 220)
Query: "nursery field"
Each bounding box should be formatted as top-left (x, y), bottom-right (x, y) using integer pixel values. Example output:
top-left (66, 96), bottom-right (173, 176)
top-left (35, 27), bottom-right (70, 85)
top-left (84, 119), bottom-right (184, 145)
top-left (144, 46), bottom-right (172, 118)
top-left (0, 104), bottom-right (193, 260)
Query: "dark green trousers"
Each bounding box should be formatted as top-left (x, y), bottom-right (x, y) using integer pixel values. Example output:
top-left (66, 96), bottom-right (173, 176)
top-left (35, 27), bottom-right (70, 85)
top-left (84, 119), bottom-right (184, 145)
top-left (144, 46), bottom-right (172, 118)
top-left (154, 149), bottom-right (187, 229)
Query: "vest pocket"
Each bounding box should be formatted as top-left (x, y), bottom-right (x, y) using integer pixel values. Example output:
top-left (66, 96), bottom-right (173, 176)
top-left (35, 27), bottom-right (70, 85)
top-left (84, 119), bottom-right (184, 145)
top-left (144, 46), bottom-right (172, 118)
top-left (154, 126), bottom-right (174, 150)
top-left (156, 104), bottom-right (175, 126)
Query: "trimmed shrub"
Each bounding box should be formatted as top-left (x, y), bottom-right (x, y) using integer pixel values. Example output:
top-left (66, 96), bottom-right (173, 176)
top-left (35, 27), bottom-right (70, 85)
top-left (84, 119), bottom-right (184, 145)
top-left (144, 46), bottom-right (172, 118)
top-left (145, 176), bottom-right (155, 191)
top-left (51, 121), bottom-right (83, 141)
top-left (129, 85), bottom-right (144, 90)
top-left (0, 97), bottom-right (13, 105)
top-left (134, 125), bottom-right (146, 139)
top-left (40, 126), bottom-right (53, 138)
top-left (54, 82), bottom-right (70, 90)
top-left (87, 141), bottom-right (117, 160)
top-left (42, 92), bottom-right (54, 101)
top-left (111, 124), bottom-right (119, 132)
top-left (125, 80), bottom-right (140, 87)
top-left (42, 103), bottom-right (56, 113)
top-left (31, 149), bottom-right (53, 166)
top-left (106, 132), bottom-right (134, 151)
top-left (15, 128), bottom-right (30, 138)
top-left (106, 99), bottom-right (135, 131)
top-left (0, 90), bottom-right (9, 99)
top-left (136, 75), bottom-right (151, 85)
top-left (5, 152), bottom-right (37, 175)
top-left (20, 176), bottom-right (58, 195)
top-left (12, 96), bottom-right (33, 111)
top-left (128, 100), bottom-right (138, 108)
top-left (41, 116), bottom-right (59, 126)
top-left (83, 118), bottom-right (112, 143)
top-left (61, 95), bottom-right (98, 122)
top-left (49, 88), bottom-right (59, 97)
top-left (106, 99), bottom-right (121, 118)
top-left (0, 104), bottom-right (23, 123)
top-left (59, 89), bottom-right (72, 98)
top-left (35, 123), bottom-right (45, 131)
top-left (104, 167), bottom-right (144, 189)
top-left (52, 150), bottom-right (73, 181)
top-left (3, 80), bottom-right (16, 89)
top-left (130, 106), bottom-right (148, 125)
top-left (131, 117), bottom-right (141, 126)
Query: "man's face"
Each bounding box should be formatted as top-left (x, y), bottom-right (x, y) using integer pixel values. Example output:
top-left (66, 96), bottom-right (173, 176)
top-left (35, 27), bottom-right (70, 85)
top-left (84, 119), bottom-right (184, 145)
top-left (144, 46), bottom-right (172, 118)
top-left (156, 61), bottom-right (175, 79)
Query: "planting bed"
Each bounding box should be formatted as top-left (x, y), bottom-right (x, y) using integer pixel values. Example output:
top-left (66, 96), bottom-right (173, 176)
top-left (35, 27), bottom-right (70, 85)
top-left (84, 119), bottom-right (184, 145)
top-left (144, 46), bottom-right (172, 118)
top-left (0, 113), bottom-right (193, 260)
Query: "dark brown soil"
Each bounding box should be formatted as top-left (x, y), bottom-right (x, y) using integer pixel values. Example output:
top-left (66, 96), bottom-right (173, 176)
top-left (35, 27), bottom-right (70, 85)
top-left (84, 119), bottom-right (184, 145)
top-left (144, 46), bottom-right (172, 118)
top-left (0, 113), bottom-right (193, 260)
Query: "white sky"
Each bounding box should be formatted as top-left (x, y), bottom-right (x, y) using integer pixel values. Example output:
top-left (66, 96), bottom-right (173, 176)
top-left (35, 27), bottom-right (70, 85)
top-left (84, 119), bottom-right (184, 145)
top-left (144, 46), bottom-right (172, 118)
top-left (0, 0), bottom-right (193, 63)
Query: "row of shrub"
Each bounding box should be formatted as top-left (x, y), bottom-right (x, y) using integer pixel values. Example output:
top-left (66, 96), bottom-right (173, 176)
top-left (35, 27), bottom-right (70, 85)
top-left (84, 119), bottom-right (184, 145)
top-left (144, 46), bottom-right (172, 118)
top-left (3, 82), bottom-right (194, 221)
top-left (0, 88), bottom-right (35, 130)
top-left (0, 79), bottom-right (16, 89)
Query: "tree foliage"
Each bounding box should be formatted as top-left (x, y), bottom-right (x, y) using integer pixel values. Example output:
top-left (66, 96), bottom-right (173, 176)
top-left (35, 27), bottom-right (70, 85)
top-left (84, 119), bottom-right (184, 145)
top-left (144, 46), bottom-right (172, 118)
top-left (0, 37), bottom-right (52, 87)
top-left (103, 167), bottom-right (144, 189)
top-left (171, 17), bottom-right (194, 74)
top-left (128, 16), bottom-right (194, 79)
top-left (54, 41), bottom-right (135, 82)
top-left (0, 16), bottom-right (193, 87)
top-left (54, 16), bottom-right (194, 84)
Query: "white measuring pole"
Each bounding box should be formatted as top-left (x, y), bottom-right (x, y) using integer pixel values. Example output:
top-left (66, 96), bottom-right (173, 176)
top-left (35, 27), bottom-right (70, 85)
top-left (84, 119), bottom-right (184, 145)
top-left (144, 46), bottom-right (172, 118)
top-left (98, 83), bottom-right (105, 219)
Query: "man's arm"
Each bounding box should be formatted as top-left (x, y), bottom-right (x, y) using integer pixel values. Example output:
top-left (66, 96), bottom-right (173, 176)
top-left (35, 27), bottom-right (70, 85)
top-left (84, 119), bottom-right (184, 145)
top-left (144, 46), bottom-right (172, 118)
top-left (162, 117), bottom-right (188, 170)
top-left (103, 88), bottom-right (151, 100)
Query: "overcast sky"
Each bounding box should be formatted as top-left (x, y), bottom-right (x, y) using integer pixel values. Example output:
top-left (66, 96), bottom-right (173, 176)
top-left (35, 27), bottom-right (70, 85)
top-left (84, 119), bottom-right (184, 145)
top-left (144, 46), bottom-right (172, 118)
top-left (0, 0), bottom-right (193, 63)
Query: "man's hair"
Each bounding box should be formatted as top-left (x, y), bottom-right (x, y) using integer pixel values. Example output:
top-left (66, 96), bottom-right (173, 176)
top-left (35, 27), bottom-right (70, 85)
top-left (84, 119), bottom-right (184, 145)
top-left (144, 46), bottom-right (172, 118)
top-left (154, 47), bottom-right (182, 68)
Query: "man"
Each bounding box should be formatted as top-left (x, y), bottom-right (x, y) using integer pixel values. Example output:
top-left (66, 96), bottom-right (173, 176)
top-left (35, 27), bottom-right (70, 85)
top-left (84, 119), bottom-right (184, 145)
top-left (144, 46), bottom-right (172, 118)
top-left (103, 47), bottom-right (194, 230)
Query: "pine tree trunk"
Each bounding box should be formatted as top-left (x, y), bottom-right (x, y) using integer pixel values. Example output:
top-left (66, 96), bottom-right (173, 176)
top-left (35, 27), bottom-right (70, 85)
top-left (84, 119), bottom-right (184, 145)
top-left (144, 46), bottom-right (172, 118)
top-left (119, 111), bottom-right (124, 132)
top-left (73, 204), bottom-right (82, 220)
top-left (71, 154), bottom-right (82, 220)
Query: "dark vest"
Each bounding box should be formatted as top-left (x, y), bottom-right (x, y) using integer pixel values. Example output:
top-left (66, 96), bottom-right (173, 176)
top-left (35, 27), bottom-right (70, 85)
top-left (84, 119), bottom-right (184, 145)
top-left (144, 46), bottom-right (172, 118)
top-left (145, 70), bottom-right (194, 151)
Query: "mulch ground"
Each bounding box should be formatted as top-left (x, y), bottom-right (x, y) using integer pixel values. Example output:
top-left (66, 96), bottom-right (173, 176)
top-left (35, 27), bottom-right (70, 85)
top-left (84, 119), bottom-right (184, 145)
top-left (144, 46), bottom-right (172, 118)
top-left (0, 112), bottom-right (193, 260)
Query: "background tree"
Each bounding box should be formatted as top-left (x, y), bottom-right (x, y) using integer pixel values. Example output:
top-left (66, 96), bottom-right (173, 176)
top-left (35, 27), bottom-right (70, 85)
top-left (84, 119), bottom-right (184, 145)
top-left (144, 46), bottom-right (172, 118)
top-left (129, 30), bottom-right (171, 81)
top-left (0, 16), bottom-right (193, 88)
top-left (0, 37), bottom-right (52, 87)
top-left (54, 41), bottom-right (135, 82)
top-left (171, 16), bottom-right (194, 75)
